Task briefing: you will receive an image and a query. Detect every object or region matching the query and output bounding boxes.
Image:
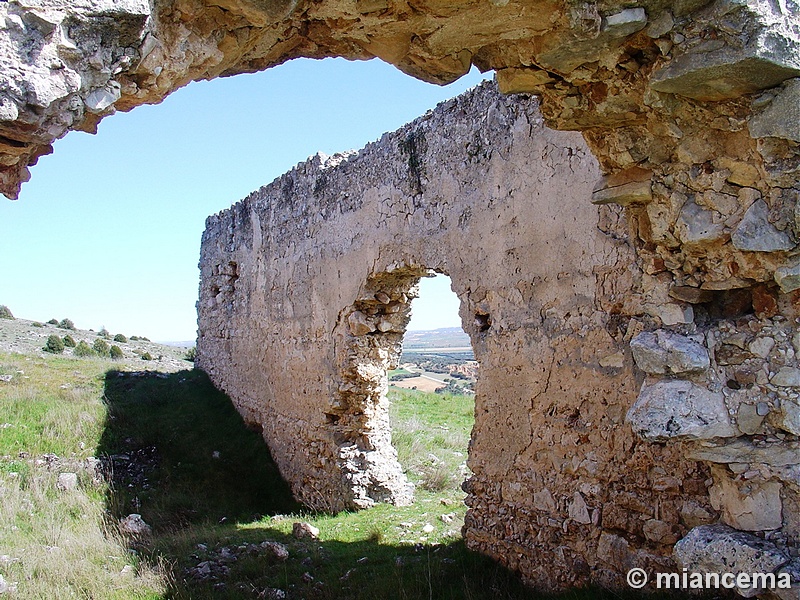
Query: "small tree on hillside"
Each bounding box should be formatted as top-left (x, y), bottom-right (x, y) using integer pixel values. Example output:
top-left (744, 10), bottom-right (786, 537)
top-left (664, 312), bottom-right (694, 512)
top-left (74, 341), bottom-right (95, 357)
top-left (109, 345), bottom-right (124, 360)
top-left (47, 318), bottom-right (58, 325)
top-left (113, 334), bottom-right (127, 343)
top-left (44, 335), bottom-right (65, 354)
top-left (58, 318), bottom-right (75, 330)
top-left (0, 305), bottom-right (14, 320)
top-left (62, 335), bottom-right (76, 348)
top-left (93, 339), bottom-right (110, 357)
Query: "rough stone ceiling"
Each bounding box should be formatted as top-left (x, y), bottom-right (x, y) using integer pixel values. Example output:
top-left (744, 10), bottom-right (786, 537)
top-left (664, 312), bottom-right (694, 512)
top-left (2, 0), bottom-right (798, 198)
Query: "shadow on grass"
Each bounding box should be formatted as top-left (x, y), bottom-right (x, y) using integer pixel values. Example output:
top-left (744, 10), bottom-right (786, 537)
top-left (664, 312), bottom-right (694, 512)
top-left (99, 368), bottom-right (300, 531)
top-left (98, 369), bottom-right (678, 600)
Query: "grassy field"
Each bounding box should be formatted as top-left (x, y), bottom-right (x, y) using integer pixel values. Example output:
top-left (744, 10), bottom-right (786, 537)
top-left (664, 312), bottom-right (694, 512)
top-left (0, 351), bottom-right (650, 599)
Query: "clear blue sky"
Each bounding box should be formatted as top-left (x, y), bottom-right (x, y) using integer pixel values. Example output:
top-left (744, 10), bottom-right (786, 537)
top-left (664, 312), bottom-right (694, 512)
top-left (0, 58), bottom-right (484, 341)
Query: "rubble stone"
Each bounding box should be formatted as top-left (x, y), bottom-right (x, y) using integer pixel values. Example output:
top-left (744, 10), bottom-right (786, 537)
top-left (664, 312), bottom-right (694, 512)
top-left (630, 330), bottom-right (709, 375)
top-left (627, 380), bottom-right (737, 441)
top-left (674, 525), bottom-right (789, 597)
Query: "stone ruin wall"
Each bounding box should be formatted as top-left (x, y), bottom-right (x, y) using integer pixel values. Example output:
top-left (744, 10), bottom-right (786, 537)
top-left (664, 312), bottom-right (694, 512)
top-left (198, 81), bottom-right (798, 594)
top-left (3, 0), bottom-right (800, 594)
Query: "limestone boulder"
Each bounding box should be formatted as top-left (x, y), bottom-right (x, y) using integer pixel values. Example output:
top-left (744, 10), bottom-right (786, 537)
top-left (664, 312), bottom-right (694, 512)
top-left (674, 524), bottom-right (789, 598)
top-left (709, 471), bottom-right (783, 531)
top-left (627, 380), bottom-right (737, 441)
top-left (749, 79), bottom-right (800, 142)
top-left (732, 199), bottom-right (795, 252)
top-left (630, 330), bottom-right (709, 375)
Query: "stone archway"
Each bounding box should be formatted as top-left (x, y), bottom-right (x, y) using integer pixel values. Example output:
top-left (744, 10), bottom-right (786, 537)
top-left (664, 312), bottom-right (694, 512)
top-left (196, 83), bottom-right (719, 588)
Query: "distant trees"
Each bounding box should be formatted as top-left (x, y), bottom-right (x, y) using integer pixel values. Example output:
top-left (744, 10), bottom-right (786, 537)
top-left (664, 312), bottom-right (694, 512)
top-left (74, 341), bottom-right (94, 357)
top-left (58, 318), bottom-right (76, 330)
top-left (44, 335), bottom-right (65, 354)
top-left (93, 339), bottom-right (110, 356)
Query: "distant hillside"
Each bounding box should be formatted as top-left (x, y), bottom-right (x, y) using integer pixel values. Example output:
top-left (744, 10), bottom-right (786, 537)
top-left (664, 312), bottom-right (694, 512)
top-left (0, 312), bottom-right (192, 372)
top-left (404, 327), bottom-right (470, 349)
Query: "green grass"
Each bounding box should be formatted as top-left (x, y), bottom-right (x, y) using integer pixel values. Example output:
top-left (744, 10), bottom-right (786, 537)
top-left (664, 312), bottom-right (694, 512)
top-left (0, 352), bottom-right (166, 598)
top-left (0, 351), bottom-right (654, 600)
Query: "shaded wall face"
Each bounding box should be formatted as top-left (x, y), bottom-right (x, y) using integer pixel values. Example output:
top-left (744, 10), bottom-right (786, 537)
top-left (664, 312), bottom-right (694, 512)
top-left (196, 84), bottom-right (723, 589)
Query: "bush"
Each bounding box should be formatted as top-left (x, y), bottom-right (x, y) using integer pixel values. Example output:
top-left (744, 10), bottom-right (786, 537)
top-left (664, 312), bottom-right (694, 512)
top-left (93, 339), bottom-right (110, 356)
top-left (74, 341), bottom-right (95, 357)
top-left (47, 318), bottom-right (58, 325)
top-left (129, 336), bottom-right (139, 341)
top-left (141, 352), bottom-right (153, 361)
top-left (58, 318), bottom-right (76, 330)
top-left (62, 335), bottom-right (76, 348)
top-left (185, 347), bottom-right (196, 362)
top-left (0, 305), bottom-right (13, 320)
top-left (43, 335), bottom-right (65, 354)
top-left (98, 327), bottom-right (110, 339)
top-left (109, 345), bottom-right (123, 360)
top-left (32, 322), bottom-right (44, 328)
top-left (113, 334), bottom-right (128, 343)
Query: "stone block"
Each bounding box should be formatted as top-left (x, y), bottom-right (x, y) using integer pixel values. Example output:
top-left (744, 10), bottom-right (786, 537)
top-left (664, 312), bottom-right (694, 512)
top-left (749, 78), bottom-right (800, 142)
top-left (650, 51), bottom-right (800, 101)
top-left (709, 471), bottom-right (783, 531)
top-left (57, 472), bottom-right (78, 491)
top-left (591, 167), bottom-right (652, 206)
top-left (687, 440), bottom-right (800, 467)
top-left (778, 399), bottom-right (800, 436)
top-left (674, 525), bottom-right (789, 597)
top-left (630, 329), bottom-right (709, 375)
top-left (627, 380), bottom-right (737, 441)
top-left (675, 201), bottom-right (725, 245)
top-left (732, 199), bottom-right (795, 252)
top-left (668, 285), bottom-right (713, 304)
top-left (495, 68), bottom-right (555, 94)
top-left (772, 367), bottom-right (800, 388)
top-left (775, 259), bottom-right (800, 293)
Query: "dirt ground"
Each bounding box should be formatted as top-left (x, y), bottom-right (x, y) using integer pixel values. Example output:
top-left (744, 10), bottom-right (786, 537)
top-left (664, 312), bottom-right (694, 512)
top-left (390, 376), bottom-right (443, 392)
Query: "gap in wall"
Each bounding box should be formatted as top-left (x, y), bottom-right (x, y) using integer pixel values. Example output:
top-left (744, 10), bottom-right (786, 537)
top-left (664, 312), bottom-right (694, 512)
top-left (388, 274), bottom-right (476, 539)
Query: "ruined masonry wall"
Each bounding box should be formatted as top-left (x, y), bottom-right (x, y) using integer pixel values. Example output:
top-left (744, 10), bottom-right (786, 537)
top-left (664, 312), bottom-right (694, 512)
top-left (197, 82), bottom-right (800, 593)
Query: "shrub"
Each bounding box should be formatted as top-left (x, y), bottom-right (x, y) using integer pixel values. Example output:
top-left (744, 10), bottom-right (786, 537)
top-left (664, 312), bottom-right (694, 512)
top-left (0, 305), bottom-right (13, 319)
top-left (420, 462), bottom-right (451, 492)
top-left (32, 322), bottom-right (44, 328)
top-left (129, 336), bottom-right (139, 341)
top-left (93, 339), bottom-right (109, 356)
top-left (74, 341), bottom-right (95, 357)
top-left (62, 335), bottom-right (76, 348)
top-left (109, 345), bottom-right (123, 360)
top-left (47, 318), bottom-right (58, 325)
top-left (98, 327), bottom-right (110, 339)
top-left (58, 318), bottom-right (75, 330)
top-left (141, 352), bottom-right (153, 361)
top-left (44, 335), bottom-right (65, 354)
top-left (113, 334), bottom-right (128, 343)
top-left (185, 347), bottom-right (196, 362)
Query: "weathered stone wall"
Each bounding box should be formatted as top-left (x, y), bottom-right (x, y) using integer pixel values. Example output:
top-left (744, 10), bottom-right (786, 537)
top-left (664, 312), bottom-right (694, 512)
top-left (196, 82), bottom-right (798, 593)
